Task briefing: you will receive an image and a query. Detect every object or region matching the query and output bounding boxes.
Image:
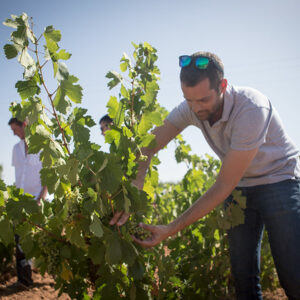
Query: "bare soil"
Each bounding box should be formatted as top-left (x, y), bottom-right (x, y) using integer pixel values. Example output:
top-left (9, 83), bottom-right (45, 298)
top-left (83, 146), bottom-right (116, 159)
top-left (0, 269), bottom-right (70, 300)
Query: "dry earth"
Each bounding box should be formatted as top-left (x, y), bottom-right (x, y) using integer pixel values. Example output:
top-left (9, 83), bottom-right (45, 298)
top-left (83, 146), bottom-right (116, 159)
top-left (0, 269), bottom-right (70, 300)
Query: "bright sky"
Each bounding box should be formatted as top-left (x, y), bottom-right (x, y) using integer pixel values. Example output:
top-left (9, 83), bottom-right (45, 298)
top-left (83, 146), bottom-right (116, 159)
top-left (1, 0), bottom-right (300, 185)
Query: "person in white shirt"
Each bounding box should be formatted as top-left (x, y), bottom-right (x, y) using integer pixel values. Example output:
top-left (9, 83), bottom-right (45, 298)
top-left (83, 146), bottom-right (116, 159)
top-left (9, 117), bottom-right (48, 288)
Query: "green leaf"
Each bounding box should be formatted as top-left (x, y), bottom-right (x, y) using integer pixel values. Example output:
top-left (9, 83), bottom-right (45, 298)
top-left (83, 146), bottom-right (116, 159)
top-left (57, 49), bottom-right (71, 60)
top-left (120, 239), bottom-right (138, 266)
top-left (15, 79), bottom-right (41, 100)
top-left (120, 84), bottom-right (129, 99)
top-left (35, 124), bottom-right (51, 138)
top-left (230, 205), bottom-right (245, 227)
top-left (106, 96), bottom-right (119, 119)
top-left (120, 62), bottom-right (127, 72)
top-left (104, 129), bottom-right (120, 146)
top-left (11, 16), bottom-right (28, 47)
top-left (66, 158), bottom-right (79, 185)
top-left (141, 81), bottom-right (159, 107)
top-left (124, 194), bottom-right (131, 213)
top-left (56, 61), bottom-right (69, 81)
top-left (137, 113), bottom-right (152, 135)
top-left (98, 154), bottom-right (123, 194)
top-left (89, 215), bottom-right (104, 238)
top-left (3, 44), bottom-right (18, 59)
top-left (19, 48), bottom-right (35, 69)
top-left (53, 86), bottom-right (71, 114)
top-left (88, 239), bottom-right (105, 265)
top-left (3, 17), bottom-right (18, 28)
top-left (114, 100), bottom-right (126, 127)
top-left (105, 233), bottom-right (122, 264)
top-left (61, 76), bottom-right (83, 104)
top-left (106, 71), bottom-right (123, 90)
top-left (65, 224), bottom-right (86, 249)
top-left (0, 217), bottom-right (14, 246)
top-left (22, 197), bottom-right (39, 214)
top-left (0, 179), bottom-right (6, 191)
top-left (139, 133), bottom-right (156, 148)
top-left (232, 189), bottom-right (247, 209)
top-left (69, 107), bottom-right (95, 144)
top-left (44, 25), bottom-right (61, 43)
top-left (20, 234), bottom-right (34, 256)
top-left (128, 259), bottom-right (145, 280)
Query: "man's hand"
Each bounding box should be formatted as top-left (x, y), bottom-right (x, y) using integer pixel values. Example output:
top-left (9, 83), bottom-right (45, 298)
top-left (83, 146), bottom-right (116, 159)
top-left (131, 223), bottom-right (171, 248)
top-left (109, 211), bottom-right (130, 226)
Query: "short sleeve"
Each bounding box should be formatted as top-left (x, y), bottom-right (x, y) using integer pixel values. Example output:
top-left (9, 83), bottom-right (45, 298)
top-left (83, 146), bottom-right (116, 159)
top-left (230, 106), bottom-right (272, 151)
top-left (12, 144), bottom-right (18, 166)
top-left (166, 101), bottom-right (193, 130)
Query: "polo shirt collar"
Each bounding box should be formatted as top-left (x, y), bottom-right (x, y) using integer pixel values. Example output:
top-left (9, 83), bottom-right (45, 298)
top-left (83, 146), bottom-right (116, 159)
top-left (220, 84), bottom-right (234, 122)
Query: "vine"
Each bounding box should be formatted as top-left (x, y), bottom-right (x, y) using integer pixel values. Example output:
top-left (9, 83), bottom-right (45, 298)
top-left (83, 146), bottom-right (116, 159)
top-left (0, 13), bottom-right (280, 299)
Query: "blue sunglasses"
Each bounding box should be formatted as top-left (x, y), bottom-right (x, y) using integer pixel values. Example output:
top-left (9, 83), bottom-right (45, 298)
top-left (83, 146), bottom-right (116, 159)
top-left (179, 55), bottom-right (223, 74)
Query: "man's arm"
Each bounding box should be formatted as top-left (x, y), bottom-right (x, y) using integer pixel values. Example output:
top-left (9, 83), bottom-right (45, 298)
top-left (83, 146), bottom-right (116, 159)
top-left (37, 185), bottom-right (48, 204)
top-left (109, 120), bottom-right (182, 225)
top-left (133, 147), bottom-right (258, 247)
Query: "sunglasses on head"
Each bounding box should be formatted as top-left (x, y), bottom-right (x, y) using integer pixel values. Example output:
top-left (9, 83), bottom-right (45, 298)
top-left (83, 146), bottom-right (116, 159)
top-left (179, 55), bottom-right (223, 74)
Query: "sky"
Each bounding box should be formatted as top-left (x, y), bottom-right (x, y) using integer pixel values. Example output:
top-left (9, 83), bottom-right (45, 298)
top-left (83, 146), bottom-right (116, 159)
top-left (1, 0), bottom-right (300, 185)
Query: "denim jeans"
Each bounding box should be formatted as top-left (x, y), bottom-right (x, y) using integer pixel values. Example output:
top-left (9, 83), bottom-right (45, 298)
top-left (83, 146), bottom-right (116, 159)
top-left (226, 178), bottom-right (300, 300)
top-left (15, 235), bottom-right (33, 286)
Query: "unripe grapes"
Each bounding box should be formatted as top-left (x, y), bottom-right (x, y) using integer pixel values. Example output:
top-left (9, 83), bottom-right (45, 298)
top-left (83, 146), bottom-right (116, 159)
top-left (128, 223), bottom-right (151, 240)
top-left (36, 231), bottom-right (60, 274)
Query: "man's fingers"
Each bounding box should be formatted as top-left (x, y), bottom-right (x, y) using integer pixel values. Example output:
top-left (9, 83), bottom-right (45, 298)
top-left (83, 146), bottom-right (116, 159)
top-left (109, 211), bottom-right (131, 226)
top-left (132, 234), bottom-right (155, 248)
top-left (116, 212), bottom-right (130, 226)
top-left (109, 211), bottom-right (123, 225)
top-left (139, 222), bottom-right (155, 232)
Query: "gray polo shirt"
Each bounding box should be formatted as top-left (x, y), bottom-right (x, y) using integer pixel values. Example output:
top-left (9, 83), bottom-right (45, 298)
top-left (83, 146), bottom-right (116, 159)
top-left (167, 85), bottom-right (300, 187)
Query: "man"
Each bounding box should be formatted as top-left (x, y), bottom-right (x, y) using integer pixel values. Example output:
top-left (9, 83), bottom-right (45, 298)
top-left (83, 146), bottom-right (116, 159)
top-left (110, 52), bottom-right (300, 299)
top-left (99, 114), bottom-right (113, 136)
top-left (9, 117), bottom-right (48, 288)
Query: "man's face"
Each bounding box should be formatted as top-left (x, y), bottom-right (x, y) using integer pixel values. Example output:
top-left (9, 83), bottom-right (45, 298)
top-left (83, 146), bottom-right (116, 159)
top-left (181, 78), bottom-right (226, 125)
top-left (100, 121), bottom-right (111, 136)
top-left (10, 123), bottom-right (25, 140)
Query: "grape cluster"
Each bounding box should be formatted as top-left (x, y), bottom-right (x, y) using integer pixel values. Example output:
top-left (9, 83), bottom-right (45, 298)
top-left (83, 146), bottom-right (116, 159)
top-left (37, 232), bottom-right (61, 274)
top-left (67, 203), bottom-right (80, 222)
top-left (100, 213), bottom-right (152, 241)
top-left (128, 223), bottom-right (152, 241)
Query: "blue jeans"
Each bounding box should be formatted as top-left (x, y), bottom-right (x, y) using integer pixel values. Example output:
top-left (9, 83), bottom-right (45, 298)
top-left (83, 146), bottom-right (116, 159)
top-left (226, 178), bottom-right (300, 300)
top-left (15, 235), bottom-right (33, 286)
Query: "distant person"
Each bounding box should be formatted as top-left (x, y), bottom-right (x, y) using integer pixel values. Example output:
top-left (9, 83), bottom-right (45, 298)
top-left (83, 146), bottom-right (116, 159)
top-left (99, 114), bottom-right (113, 136)
top-left (110, 52), bottom-right (300, 299)
top-left (9, 117), bottom-right (48, 289)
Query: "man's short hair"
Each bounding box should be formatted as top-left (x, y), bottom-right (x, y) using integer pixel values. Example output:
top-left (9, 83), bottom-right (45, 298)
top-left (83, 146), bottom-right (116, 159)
top-left (8, 117), bottom-right (23, 127)
top-left (180, 51), bottom-right (224, 91)
top-left (99, 114), bottom-right (113, 125)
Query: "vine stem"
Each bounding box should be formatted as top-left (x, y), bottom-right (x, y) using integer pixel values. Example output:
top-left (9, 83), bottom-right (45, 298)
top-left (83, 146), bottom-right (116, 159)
top-left (27, 220), bottom-right (69, 244)
top-left (130, 80), bottom-right (136, 130)
top-left (34, 39), bottom-right (71, 156)
top-left (109, 194), bottom-right (122, 236)
top-left (31, 24), bottom-right (98, 184)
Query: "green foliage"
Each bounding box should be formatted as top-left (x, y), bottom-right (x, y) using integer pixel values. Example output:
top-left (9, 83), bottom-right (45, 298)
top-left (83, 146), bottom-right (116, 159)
top-left (1, 13), bottom-right (279, 299)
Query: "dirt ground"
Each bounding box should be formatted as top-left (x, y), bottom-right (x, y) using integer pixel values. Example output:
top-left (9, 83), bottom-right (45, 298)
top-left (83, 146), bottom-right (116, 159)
top-left (0, 269), bottom-right (70, 300)
top-left (0, 269), bottom-right (287, 300)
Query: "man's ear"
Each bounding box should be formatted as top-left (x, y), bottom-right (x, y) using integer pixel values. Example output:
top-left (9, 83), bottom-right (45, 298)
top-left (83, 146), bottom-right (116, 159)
top-left (23, 117), bottom-right (29, 127)
top-left (219, 78), bottom-right (227, 94)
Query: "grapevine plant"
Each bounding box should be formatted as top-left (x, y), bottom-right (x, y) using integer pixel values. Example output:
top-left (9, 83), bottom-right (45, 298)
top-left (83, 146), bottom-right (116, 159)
top-left (0, 13), bottom-right (279, 299)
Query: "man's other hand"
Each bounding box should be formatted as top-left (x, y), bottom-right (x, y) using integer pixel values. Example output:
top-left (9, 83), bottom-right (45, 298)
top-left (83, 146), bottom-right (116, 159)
top-left (109, 211), bottom-right (130, 226)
